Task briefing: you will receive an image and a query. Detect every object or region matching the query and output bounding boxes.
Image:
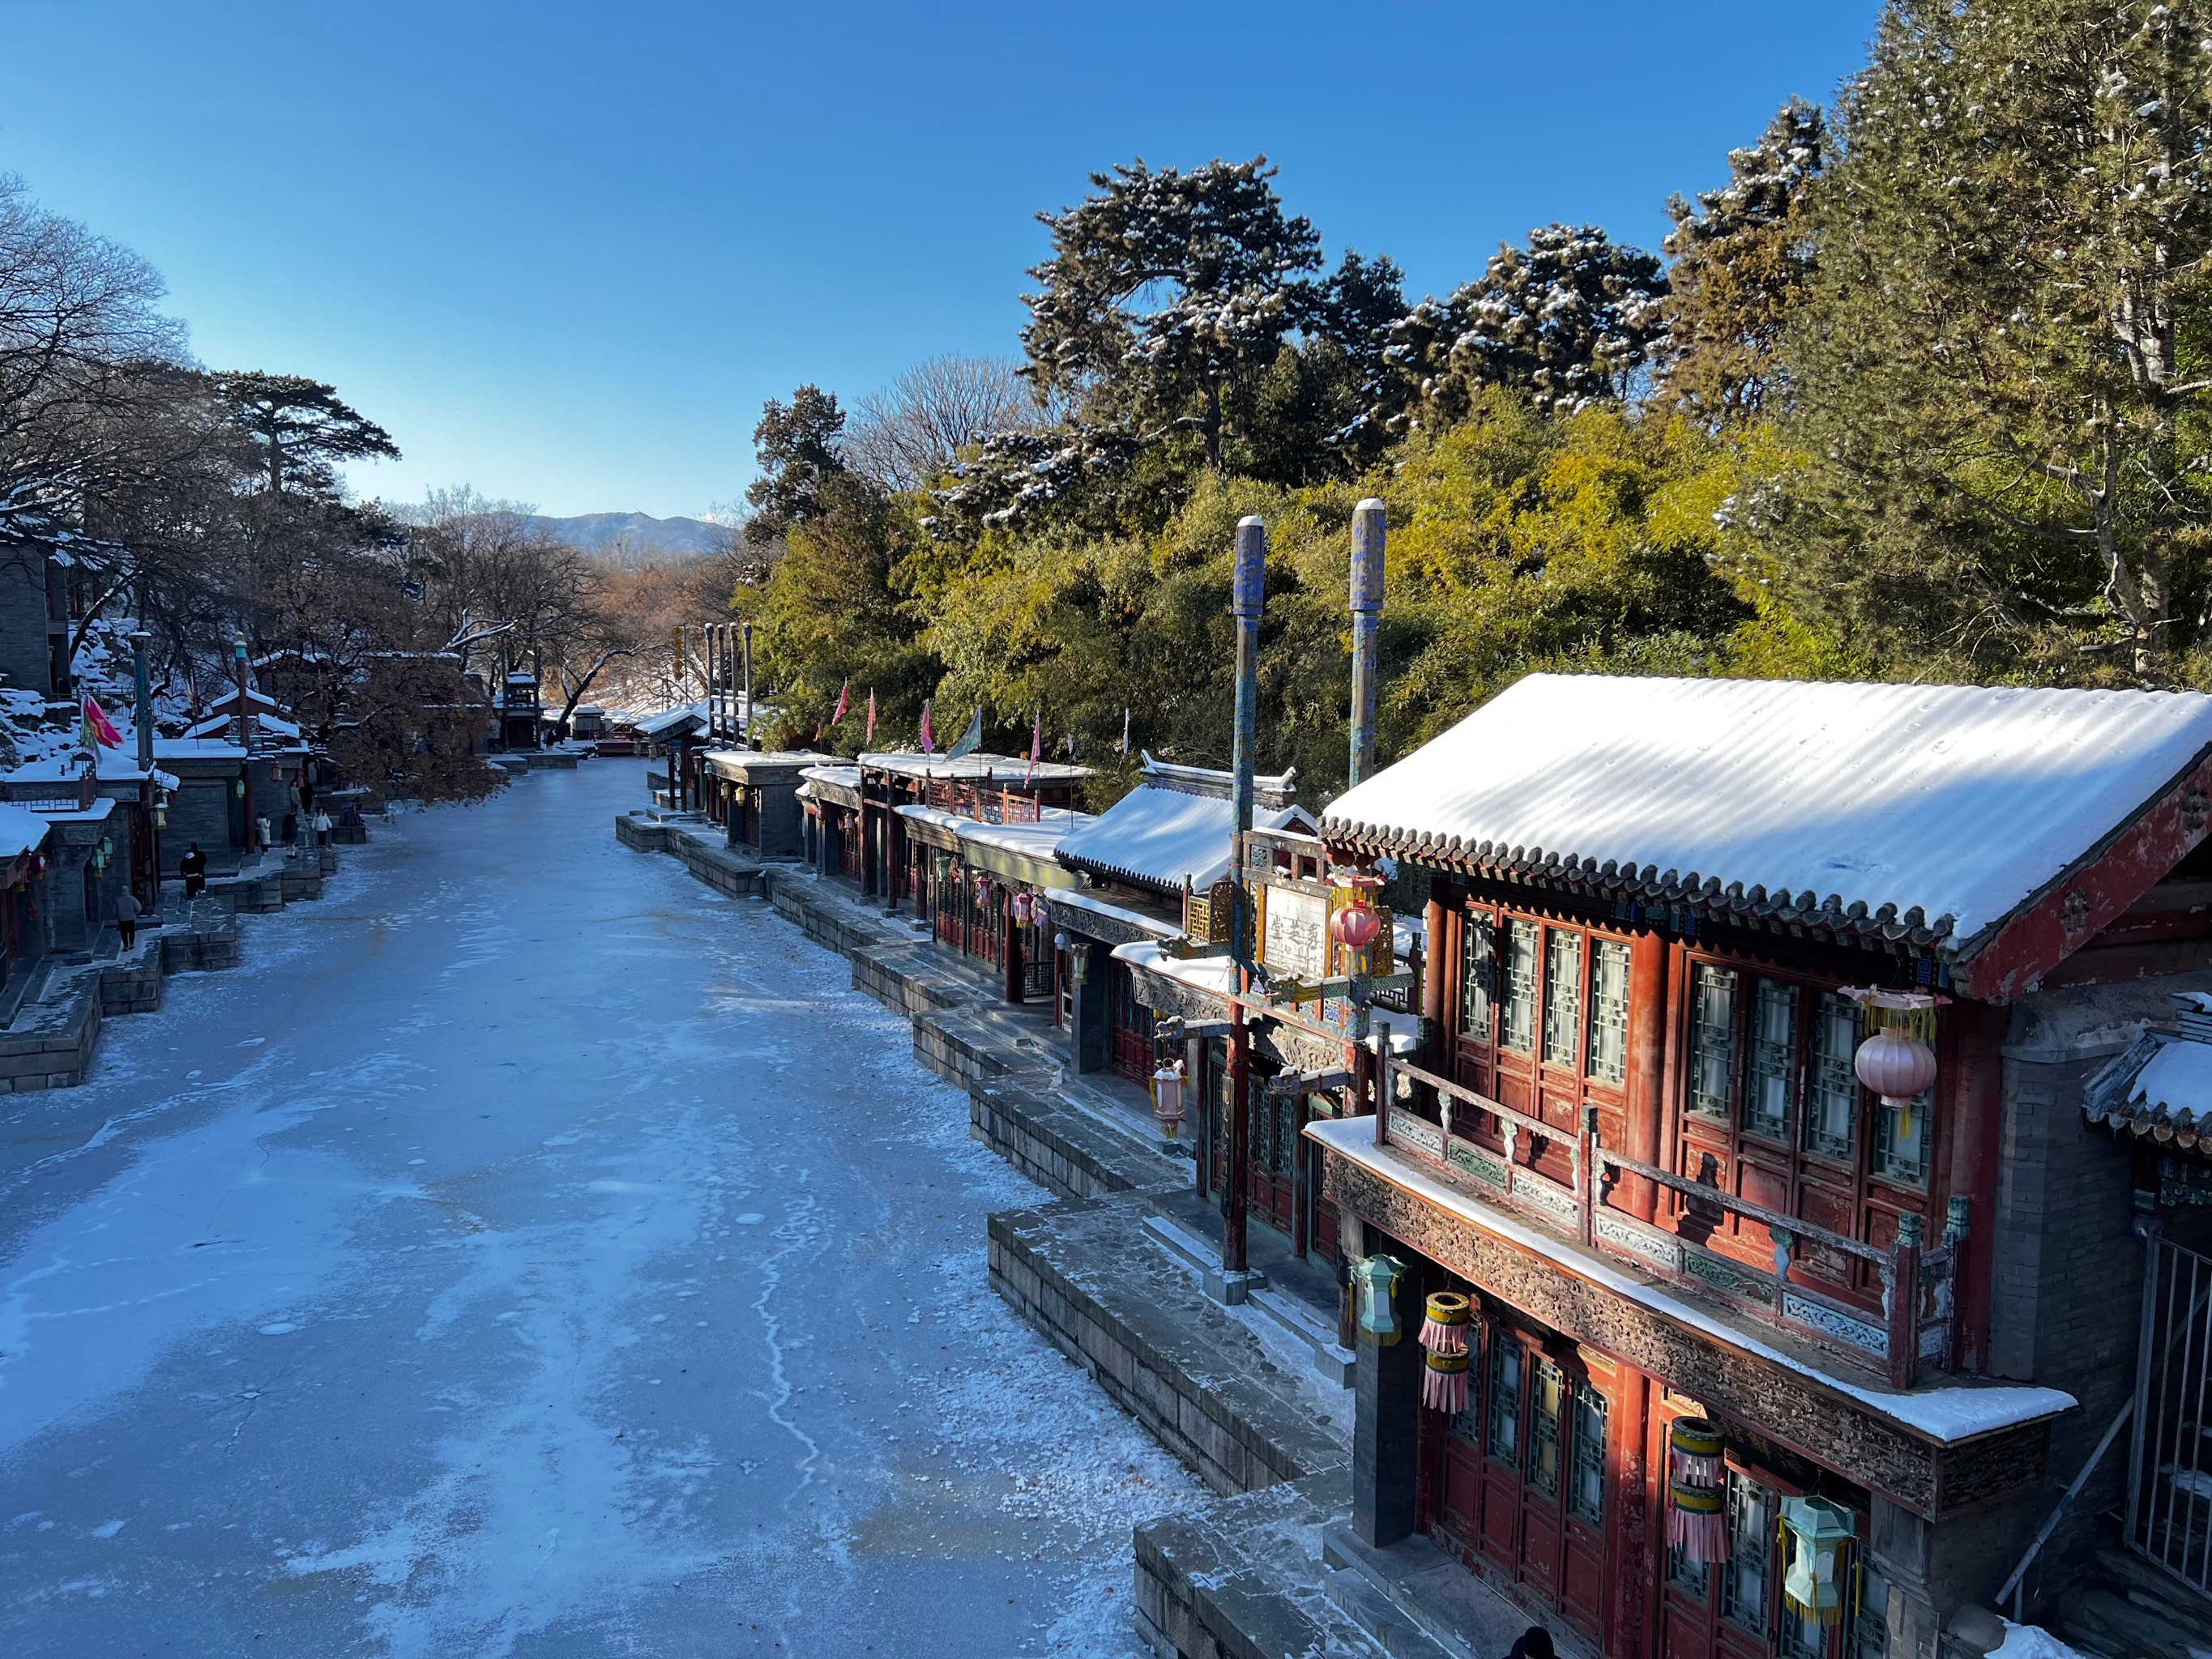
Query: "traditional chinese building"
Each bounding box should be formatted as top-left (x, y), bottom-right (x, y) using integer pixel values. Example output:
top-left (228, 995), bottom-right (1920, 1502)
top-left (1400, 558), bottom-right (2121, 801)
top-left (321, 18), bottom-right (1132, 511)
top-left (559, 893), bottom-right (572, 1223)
top-left (1299, 673), bottom-right (2212, 1659)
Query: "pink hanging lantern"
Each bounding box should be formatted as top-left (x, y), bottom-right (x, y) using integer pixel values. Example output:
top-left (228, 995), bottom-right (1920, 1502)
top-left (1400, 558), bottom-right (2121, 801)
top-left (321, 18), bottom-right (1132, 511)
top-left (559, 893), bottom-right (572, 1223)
top-left (1666, 1418), bottom-right (1729, 1563)
top-left (1854, 1026), bottom-right (1937, 1107)
top-left (1419, 1292), bottom-right (1470, 1356)
top-left (1422, 1346), bottom-right (1470, 1414)
top-left (1152, 1062), bottom-right (1185, 1137)
top-left (1011, 890), bottom-right (1033, 927)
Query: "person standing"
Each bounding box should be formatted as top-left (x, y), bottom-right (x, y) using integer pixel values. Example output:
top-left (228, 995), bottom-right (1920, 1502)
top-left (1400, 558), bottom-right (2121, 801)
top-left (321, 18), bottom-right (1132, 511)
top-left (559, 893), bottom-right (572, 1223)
top-left (114, 885), bottom-right (139, 949)
top-left (313, 808), bottom-right (332, 847)
top-left (180, 842), bottom-right (207, 900)
top-left (1506, 1629), bottom-right (1555, 1659)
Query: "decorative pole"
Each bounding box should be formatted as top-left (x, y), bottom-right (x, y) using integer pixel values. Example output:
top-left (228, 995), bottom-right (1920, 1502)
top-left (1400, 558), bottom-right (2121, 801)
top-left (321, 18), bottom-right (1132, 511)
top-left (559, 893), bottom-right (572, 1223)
top-left (234, 634), bottom-right (258, 852)
top-left (1347, 500), bottom-right (1386, 1120)
top-left (1224, 515), bottom-right (1264, 1279)
top-left (130, 627), bottom-right (156, 908)
top-left (1348, 498), bottom-right (1384, 789)
top-left (742, 621), bottom-right (754, 749)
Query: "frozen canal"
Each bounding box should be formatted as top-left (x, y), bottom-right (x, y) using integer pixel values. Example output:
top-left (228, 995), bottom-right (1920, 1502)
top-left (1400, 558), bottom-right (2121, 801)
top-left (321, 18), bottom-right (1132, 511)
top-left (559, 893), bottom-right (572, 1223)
top-left (0, 761), bottom-right (1201, 1657)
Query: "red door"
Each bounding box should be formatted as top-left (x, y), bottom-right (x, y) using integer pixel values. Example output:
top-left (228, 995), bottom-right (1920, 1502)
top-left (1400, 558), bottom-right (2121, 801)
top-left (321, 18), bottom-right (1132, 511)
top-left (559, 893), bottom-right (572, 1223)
top-left (1433, 1318), bottom-right (1610, 1650)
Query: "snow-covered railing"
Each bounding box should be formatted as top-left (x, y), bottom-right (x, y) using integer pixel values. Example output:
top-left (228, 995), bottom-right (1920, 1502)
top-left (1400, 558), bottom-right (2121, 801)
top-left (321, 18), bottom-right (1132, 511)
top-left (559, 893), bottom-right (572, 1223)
top-left (1379, 1054), bottom-right (1964, 1389)
top-left (920, 778), bottom-right (1041, 825)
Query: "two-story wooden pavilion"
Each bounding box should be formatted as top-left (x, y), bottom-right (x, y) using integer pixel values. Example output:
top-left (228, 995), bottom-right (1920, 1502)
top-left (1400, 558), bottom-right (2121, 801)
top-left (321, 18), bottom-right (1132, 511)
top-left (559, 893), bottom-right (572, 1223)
top-left (1308, 675), bottom-right (2212, 1659)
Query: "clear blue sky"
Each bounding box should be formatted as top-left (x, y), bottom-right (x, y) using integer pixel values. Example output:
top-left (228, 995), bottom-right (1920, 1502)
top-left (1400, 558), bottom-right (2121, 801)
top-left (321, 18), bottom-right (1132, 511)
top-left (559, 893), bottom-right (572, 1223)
top-left (0, 2), bottom-right (1881, 520)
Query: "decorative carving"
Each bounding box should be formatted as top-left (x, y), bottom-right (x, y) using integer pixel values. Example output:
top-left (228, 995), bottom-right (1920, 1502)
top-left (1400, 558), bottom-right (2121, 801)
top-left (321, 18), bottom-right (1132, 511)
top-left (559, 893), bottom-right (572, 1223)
top-left (1512, 1175), bottom-right (1581, 1229)
top-left (1390, 1111), bottom-right (1444, 1156)
top-left (2060, 889), bottom-right (2091, 937)
top-left (1449, 1141), bottom-right (1509, 1188)
top-left (1782, 1291), bottom-right (1887, 1357)
top-left (1685, 1247), bottom-right (1775, 1307)
top-left (1595, 1209), bottom-right (1683, 1273)
top-left (1319, 1149), bottom-right (2052, 1516)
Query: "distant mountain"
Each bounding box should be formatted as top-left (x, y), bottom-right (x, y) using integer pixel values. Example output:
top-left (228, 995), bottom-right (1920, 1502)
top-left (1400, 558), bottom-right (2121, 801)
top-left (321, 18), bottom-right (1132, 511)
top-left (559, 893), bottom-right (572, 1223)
top-left (528, 512), bottom-right (725, 557)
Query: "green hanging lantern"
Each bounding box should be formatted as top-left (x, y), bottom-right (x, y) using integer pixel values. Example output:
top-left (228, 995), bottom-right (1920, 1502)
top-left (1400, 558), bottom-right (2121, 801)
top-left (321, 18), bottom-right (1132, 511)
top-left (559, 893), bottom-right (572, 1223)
top-left (1780, 1495), bottom-right (1857, 1625)
top-left (1352, 1255), bottom-right (1405, 1346)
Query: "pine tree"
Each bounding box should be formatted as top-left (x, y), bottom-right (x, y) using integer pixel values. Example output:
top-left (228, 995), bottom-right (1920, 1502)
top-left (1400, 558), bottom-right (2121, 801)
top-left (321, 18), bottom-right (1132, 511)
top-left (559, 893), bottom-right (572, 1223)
top-left (1020, 157), bottom-right (1323, 470)
top-left (1657, 100), bottom-right (1826, 420)
top-left (744, 385), bottom-right (853, 544)
top-left (1783, 0), bottom-right (2212, 681)
top-left (1381, 224), bottom-right (1668, 427)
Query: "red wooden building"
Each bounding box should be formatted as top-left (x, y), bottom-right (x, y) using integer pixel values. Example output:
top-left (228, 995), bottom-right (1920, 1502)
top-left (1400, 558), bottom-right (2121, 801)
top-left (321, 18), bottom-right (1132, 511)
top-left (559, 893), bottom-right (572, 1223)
top-left (1293, 675), bottom-right (2212, 1659)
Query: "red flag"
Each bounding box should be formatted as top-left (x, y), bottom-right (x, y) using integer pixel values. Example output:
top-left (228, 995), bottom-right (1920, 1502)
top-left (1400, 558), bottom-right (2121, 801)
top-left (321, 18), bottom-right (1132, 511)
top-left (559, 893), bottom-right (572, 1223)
top-left (832, 679), bottom-right (850, 724)
top-left (81, 695), bottom-right (122, 748)
top-left (865, 689), bottom-right (877, 745)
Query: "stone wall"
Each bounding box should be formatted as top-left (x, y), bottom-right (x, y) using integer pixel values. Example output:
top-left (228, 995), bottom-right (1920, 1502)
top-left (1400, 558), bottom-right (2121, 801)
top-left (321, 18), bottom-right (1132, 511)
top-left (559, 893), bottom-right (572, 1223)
top-left (0, 547), bottom-right (53, 698)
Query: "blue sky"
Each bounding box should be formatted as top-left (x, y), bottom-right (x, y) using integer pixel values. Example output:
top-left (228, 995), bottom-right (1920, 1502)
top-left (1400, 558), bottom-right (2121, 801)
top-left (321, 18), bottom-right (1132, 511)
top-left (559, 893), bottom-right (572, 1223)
top-left (0, 2), bottom-right (1881, 519)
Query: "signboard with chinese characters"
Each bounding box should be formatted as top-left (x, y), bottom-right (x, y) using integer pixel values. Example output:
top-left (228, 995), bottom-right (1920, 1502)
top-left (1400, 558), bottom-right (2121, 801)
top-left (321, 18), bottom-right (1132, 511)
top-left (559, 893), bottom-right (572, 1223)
top-left (1261, 883), bottom-right (1329, 981)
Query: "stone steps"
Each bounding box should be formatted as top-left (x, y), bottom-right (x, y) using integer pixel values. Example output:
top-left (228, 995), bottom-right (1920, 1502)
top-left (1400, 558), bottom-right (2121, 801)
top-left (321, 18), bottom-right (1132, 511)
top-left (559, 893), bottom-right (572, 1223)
top-left (2060, 1546), bottom-right (2212, 1659)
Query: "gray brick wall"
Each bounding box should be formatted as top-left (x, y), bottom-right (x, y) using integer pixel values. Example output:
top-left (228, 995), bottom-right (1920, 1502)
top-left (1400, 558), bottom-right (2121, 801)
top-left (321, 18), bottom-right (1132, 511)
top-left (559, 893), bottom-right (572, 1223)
top-left (0, 547), bottom-right (53, 699)
top-left (1986, 969), bottom-right (2212, 1617)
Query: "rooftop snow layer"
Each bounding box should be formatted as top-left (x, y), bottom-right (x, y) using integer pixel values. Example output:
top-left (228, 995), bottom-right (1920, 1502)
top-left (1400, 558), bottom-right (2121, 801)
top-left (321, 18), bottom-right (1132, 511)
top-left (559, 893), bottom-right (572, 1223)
top-left (0, 801), bottom-right (51, 856)
top-left (1057, 787), bottom-right (1316, 896)
top-left (860, 750), bottom-right (1090, 783)
top-left (1322, 675), bottom-right (2212, 952)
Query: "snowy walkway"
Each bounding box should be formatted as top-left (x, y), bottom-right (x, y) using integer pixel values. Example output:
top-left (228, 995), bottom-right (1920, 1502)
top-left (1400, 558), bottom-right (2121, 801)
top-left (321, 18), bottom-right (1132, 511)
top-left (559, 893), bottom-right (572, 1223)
top-left (0, 760), bottom-right (1202, 1657)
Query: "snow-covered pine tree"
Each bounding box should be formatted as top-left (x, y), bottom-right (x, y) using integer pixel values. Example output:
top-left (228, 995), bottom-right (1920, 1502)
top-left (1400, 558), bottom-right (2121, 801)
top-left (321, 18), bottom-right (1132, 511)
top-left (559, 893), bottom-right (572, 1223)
top-left (1018, 157), bottom-right (1323, 471)
top-left (1656, 99), bottom-right (1826, 420)
top-left (1381, 224), bottom-right (1668, 428)
top-left (1782, 0), bottom-right (2212, 683)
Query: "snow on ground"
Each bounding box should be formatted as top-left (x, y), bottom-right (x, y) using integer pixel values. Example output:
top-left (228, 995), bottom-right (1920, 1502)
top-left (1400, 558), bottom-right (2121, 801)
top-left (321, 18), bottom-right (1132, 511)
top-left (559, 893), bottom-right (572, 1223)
top-left (0, 759), bottom-right (1203, 1657)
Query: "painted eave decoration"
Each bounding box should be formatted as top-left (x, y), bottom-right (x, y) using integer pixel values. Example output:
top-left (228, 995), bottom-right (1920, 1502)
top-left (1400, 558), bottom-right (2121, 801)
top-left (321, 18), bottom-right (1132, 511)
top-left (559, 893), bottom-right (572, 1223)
top-left (1320, 675), bottom-right (2212, 1002)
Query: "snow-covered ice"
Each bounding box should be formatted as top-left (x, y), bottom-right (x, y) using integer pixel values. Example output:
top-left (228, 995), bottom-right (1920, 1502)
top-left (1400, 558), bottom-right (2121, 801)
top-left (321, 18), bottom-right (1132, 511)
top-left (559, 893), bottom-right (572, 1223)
top-left (0, 760), bottom-right (1202, 1657)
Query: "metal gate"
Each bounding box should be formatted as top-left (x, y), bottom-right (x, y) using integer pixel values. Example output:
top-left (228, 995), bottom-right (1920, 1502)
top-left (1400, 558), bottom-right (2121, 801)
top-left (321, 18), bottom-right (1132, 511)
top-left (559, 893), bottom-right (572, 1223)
top-left (2129, 1235), bottom-right (2212, 1593)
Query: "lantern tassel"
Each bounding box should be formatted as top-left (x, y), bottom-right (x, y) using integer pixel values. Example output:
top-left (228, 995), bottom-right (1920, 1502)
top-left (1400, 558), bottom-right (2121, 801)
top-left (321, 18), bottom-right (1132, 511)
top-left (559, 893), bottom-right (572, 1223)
top-left (1422, 1346), bottom-right (1470, 1414)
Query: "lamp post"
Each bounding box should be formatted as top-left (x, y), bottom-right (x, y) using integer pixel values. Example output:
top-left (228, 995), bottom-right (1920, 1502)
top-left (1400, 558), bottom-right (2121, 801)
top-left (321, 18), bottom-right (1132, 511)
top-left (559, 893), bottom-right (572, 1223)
top-left (234, 634), bottom-right (256, 854)
top-left (1223, 514), bottom-right (1264, 1279)
top-left (130, 628), bottom-right (156, 907)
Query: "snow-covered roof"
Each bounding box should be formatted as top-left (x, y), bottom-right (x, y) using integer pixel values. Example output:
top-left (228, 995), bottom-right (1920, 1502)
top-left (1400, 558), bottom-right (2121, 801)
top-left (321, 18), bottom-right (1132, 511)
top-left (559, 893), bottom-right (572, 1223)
top-left (1057, 786), bottom-right (1317, 896)
top-left (861, 750), bottom-right (1090, 784)
top-left (635, 702), bottom-right (707, 737)
top-left (186, 710), bottom-right (300, 741)
top-left (2086, 992), bottom-right (2212, 1148)
top-left (1051, 887), bottom-right (1183, 942)
top-left (0, 802), bottom-right (52, 857)
top-left (1323, 674), bottom-right (2212, 962)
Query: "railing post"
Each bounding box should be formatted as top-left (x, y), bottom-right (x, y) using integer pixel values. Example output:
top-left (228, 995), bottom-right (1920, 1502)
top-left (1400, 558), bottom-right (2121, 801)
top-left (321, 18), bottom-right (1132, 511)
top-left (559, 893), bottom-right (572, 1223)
top-left (1943, 1195), bottom-right (1970, 1372)
top-left (1887, 1211), bottom-right (1924, 1389)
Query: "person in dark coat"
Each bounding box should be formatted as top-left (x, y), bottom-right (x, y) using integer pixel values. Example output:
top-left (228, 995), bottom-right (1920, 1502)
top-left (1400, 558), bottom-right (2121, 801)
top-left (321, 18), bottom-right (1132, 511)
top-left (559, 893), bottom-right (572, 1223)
top-left (1507, 1630), bottom-right (1555, 1659)
top-left (179, 842), bottom-right (207, 900)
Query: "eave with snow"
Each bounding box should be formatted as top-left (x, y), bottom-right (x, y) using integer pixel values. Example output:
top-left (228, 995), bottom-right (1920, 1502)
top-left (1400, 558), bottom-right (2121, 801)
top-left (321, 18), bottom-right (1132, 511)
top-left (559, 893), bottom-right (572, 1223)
top-left (1320, 675), bottom-right (2212, 1003)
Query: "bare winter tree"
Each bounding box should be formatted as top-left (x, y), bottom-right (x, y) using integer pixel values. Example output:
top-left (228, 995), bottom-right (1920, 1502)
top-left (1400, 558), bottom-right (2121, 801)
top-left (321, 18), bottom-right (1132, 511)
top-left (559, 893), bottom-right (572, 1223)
top-left (843, 355), bottom-right (1047, 493)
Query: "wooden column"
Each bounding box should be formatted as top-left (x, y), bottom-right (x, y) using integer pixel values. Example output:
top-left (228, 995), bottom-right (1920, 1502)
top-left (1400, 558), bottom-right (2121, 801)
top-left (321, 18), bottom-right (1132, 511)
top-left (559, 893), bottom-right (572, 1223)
top-left (1624, 929), bottom-right (1669, 1222)
top-left (1002, 889), bottom-right (1023, 1004)
top-left (1946, 999), bottom-right (2005, 1374)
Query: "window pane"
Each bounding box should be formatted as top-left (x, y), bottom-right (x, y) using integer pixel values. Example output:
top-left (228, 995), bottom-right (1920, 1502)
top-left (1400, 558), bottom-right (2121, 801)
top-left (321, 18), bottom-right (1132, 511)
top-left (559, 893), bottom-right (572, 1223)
top-left (1544, 930), bottom-right (1583, 1068)
top-left (1448, 1321), bottom-right (1484, 1445)
top-left (1852, 1560), bottom-right (1891, 1659)
top-left (1569, 1386), bottom-right (1608, 1527)
top-left (1500, 920), bottom-right (1539, 1055)
top-left (1586, 940), bottom-right (1630, 1085)
top-left (1722, 1470), bottom-right (1774, 1633)
top-left (1667, 1542), bottom-right (1710, 1599)
top-left (1744, 979), bottom-right (1798, 1141)
top-left (1487, 1337), bottom-right (1522, 1464)
top-left (1807, 992), bottom-right (1860, 1162)
top-left (1688, 965), bottom-right (1739, 1122)
top-left (1459, 911), bottom-right (1494, 1044)
top-left (1527, 1358), bottom-right (1564, 1496)
top-left (1872, 1079), bottom-right (1932, 1187)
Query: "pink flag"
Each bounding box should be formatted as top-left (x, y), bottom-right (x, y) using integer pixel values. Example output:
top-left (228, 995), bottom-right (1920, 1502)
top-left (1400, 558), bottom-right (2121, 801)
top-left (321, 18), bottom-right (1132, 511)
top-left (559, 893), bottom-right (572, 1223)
top-left (81, 695), bottom-right (122, 748)
top-left (919, 700), bottom-right (934, 754)
top-left (1024, 710), bottom-right (1040, 787)
top-left (832, 679), bottom-right (850, 724)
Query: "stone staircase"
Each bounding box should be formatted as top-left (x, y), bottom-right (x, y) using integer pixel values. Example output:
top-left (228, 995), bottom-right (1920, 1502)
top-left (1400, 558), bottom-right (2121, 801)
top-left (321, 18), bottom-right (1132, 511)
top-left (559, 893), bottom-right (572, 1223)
top-left (2060, 1546), bottom-right (2212, 1659)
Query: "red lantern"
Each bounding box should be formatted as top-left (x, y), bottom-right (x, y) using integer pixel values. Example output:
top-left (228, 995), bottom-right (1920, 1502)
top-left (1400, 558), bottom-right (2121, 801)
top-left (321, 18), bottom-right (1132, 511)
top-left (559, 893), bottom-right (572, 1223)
top-left (1331, 900), bottom-right (1381, 952)
top-left (1011, 890), bottom-right (1033, 927)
